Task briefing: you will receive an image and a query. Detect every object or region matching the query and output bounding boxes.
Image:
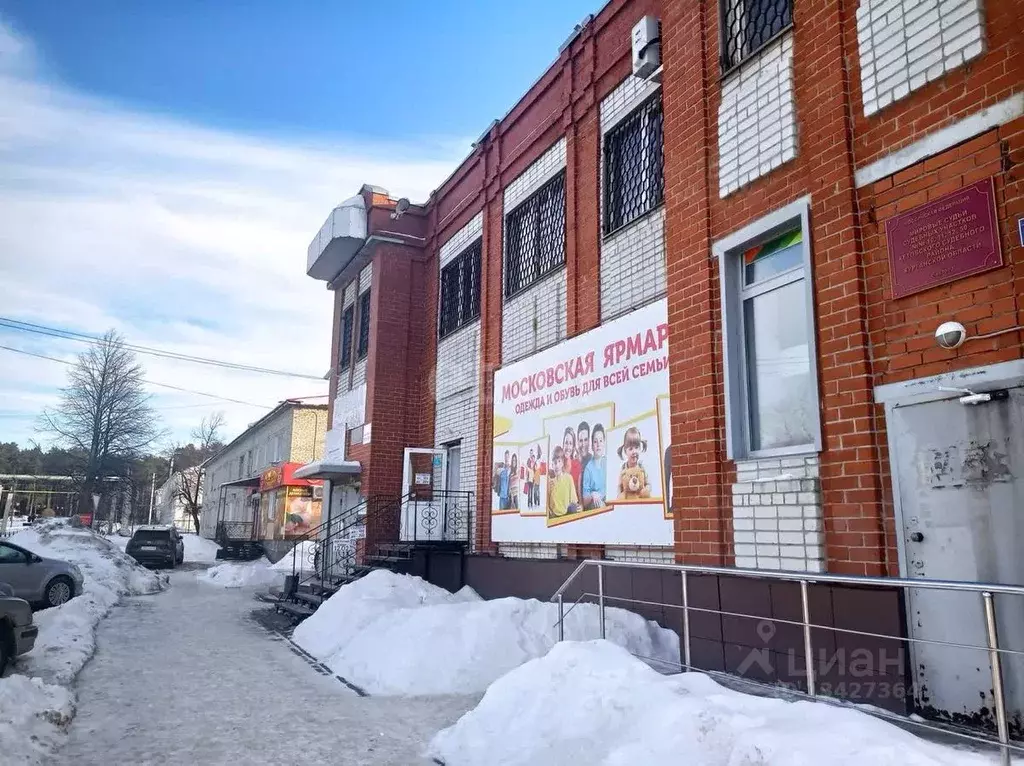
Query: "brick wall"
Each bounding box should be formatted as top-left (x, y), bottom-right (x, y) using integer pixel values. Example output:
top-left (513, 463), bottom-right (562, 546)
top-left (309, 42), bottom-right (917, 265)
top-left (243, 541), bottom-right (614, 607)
top-left (858, 117), bottom-right (1024, 572)
top-left (343, 0), bottom-right (1021, 576)
top-left (435, 213), bottom-right (484, 511)
top-left (860, 125), bottom-right (1024, 386)
top-left (660, 0), bottom-right (1023, 576)
top-left (851, 0), bottom-right (1024, 165)
top-left (501, 138), bottom-right (569, 365)
top-left (856, 0), bottom-right (986, 118)
top-left (362, 245), bottom-right (423, 500)
top-left (599, 74), bottom-right (667, 320)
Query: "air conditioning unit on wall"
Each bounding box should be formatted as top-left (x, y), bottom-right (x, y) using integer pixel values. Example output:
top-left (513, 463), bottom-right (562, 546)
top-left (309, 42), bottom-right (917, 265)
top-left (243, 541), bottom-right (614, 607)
top-left (632, 16), bottom-right (661, 80)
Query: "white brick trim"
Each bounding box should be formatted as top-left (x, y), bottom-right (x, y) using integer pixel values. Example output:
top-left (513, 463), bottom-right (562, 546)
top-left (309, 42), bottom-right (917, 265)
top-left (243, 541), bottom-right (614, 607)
top-left (717, 34), bottom-right (797, 198)
top-left (503, 137), bottom-right (567, 212)
top-left (600, 75), bottom-right (661, 135)
top-left (856, 0), bottom-right (986, 117)
top-left (440, 212), bottom-right (484, 267)
top-left (854, 93), bottom-right (1024, 188)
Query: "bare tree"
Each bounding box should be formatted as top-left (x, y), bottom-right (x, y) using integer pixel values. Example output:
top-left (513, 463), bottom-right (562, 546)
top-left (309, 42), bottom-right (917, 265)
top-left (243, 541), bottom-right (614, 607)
top-left (40, 331), bottom-right (161, 515)
top-left (174, 412), bottom-right (225, 534)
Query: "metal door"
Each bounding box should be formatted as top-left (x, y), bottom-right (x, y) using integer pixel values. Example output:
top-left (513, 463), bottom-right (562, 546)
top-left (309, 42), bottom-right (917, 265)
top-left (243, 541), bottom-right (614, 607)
top-left (889, 386), bottom-right (1024, 729)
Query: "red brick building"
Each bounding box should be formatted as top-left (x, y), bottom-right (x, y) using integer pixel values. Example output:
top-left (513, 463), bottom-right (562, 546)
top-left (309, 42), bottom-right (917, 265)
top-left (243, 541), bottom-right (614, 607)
top-left (304, 0), bottom-right (1024, 720)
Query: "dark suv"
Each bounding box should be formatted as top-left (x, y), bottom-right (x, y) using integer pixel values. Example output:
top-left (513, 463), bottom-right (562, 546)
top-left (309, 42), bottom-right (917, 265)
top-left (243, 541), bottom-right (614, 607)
top-left (126, 526), bottom-right (184, 569)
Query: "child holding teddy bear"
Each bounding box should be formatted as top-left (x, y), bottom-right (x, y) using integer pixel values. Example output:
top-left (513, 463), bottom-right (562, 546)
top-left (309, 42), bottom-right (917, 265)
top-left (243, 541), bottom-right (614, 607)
top-left (616, 426), bottom-right (652, 500)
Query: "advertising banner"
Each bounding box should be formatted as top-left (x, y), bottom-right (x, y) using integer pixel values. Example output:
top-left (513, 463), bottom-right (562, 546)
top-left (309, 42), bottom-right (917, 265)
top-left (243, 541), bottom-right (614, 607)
top-left (283, 486), bottom-right (321, 538)
top-left (491, 298), bottom-right (672, 545)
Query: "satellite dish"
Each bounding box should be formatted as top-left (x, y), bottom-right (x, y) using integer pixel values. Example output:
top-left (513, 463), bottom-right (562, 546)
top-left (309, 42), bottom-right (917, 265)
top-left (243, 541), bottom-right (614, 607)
top-left (391, 198), bottom-right (411, 220)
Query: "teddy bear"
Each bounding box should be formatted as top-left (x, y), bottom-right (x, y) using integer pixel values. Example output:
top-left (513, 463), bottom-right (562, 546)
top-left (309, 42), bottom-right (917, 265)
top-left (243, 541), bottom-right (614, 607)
top-left (619, 465), bottom-right (651, 500)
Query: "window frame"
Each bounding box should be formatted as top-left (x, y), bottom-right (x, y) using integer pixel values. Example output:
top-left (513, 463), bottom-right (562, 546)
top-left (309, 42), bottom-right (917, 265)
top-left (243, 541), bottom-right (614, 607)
top-left (503, 170), bottom-right (567, 301)
top-left (339, 304), bottom-right (355, 370)
top-left (603, 92), bottom-right (665, 236)
top-left (356, 289), bottom-right (371, 361)
top-left (718, 0), bottom-right (794, 77)
top-left (714, 196), bottom-right (820, 460)
top-left (438, 239), bottom-right (482, 340)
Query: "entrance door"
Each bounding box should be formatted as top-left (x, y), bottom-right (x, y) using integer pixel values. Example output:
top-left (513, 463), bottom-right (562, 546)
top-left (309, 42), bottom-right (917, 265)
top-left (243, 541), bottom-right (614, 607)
top-left (400, 447), bottom-right (447, 542)
top-left (888, 386), bottom-right (1024, 729)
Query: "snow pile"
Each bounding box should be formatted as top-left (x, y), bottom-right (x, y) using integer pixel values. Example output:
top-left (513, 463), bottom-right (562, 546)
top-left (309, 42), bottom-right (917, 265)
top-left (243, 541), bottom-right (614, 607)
top-left (196, 558), bottom-right (283, 588)
top-left (292, 571), bottom-right (678, 696)
top-left (181, 533), bottom-right (220, 563)
top-left (429, 640), bottom-right (996, 766)
top-left (0, 675), bottom-right (75, 766)
top-left (8, 521), bottom-right (167, 685)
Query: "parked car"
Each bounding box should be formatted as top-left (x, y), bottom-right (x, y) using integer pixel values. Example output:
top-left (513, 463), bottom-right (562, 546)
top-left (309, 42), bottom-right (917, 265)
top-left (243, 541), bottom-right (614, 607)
top-left (0, 582), bottom-right (38, 675)
top-left (0, 540), bottom-right (84, 608)
top-left (126, 526), bottom-right (184, 568)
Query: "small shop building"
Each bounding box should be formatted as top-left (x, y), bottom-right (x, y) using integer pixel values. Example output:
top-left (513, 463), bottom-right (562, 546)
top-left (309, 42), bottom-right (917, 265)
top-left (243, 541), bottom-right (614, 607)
top-left (200, 400), bottom-right (328, 560)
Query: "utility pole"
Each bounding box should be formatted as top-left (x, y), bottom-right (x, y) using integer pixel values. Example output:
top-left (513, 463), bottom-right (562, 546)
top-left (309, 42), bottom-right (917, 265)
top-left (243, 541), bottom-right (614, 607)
top-left (148, 471), bottom-right (156, 525)
top-left (0, 484), bottom-right (7, 536)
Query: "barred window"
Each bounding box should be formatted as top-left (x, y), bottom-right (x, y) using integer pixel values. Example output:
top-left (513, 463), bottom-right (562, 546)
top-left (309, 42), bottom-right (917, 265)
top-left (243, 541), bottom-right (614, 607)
top-left (720, 0), bottom-right (793, 73)
top-left (339, 304), bottom-right (354, 369)
top-left (504, 171), bottom-right (566, 299)
top-left (439, 240), bottom-right (482, 338)
top-left (356, 290), bottom-right (371, 360)
top-left (604, 94), bottom-right (664, 234)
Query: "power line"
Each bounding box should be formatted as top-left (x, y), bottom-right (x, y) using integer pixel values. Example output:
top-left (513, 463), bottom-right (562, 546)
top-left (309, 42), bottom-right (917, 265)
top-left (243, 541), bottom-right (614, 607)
top-left (0, 344), bottom-right (271, 408)
top-left (0, 317), bottom-right (325, 381)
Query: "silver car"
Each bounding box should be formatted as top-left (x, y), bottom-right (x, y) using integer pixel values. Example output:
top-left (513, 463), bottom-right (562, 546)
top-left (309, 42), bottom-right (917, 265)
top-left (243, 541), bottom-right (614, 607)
top-left (0, 540), bottom-right (84, 608)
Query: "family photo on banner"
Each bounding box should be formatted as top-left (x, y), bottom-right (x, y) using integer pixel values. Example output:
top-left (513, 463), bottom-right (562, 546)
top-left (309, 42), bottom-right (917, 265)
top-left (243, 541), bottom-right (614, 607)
top-left (491, 298), bottom-right (674, 547)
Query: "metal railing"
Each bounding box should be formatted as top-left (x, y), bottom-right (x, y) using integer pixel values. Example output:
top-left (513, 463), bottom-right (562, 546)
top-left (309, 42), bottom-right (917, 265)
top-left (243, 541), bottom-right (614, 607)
top-left (551, 559), bottom-right (1024, 765)
top-left (402, 490), bottom-right (474, 544)
top-left (215, 520), bottom-right (256, 545)
top-left (364, 491), bottom-right (474, 550)
top-left (288, 496), bottom-right (368, 586)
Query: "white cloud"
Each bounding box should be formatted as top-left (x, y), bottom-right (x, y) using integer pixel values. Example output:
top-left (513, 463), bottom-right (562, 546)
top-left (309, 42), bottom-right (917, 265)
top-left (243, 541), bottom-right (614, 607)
top-left (0, 18), bottom-right (467, 448)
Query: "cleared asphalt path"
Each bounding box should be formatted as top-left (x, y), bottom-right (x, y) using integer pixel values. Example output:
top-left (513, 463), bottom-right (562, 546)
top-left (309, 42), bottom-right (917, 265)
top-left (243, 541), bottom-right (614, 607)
top-left (52, 566), bottom-right (473, 765)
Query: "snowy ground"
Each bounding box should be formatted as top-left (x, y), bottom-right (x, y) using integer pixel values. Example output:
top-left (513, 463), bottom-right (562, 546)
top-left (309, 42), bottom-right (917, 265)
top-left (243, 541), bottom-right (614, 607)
top-left (5, 522), bottom-right (166, 685)
top-left (1, 522), bottom-right (166, 764)
top-left (52, 569), bottom-right (473, 765)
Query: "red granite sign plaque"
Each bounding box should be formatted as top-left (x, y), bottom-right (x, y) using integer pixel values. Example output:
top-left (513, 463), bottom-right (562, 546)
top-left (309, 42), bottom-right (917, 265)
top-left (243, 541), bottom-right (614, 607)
top-left (885, 178), bottom-right (1002, 299)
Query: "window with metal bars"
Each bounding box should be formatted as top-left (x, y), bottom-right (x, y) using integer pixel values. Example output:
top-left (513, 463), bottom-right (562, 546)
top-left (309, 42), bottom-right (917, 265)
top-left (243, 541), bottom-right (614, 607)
top-left (356, 290), bottom-right (371, 360)
top-left (604, 94), bottom-right (664, 235)
top-left (719, 0), bottom-right (793, 74)
top-left (339, 304), bottom-right (354, 369)
top-left (438, 240), bottom-right (482, 339)
top-left (504, 171), bottom-right (566, 299)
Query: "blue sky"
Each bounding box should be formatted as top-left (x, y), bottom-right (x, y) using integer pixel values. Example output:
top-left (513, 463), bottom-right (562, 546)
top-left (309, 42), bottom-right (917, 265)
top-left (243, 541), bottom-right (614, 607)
top-left (1, 1), bottom-right (596, 141)
top-left (0, 2), bottom-right (600, 449)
